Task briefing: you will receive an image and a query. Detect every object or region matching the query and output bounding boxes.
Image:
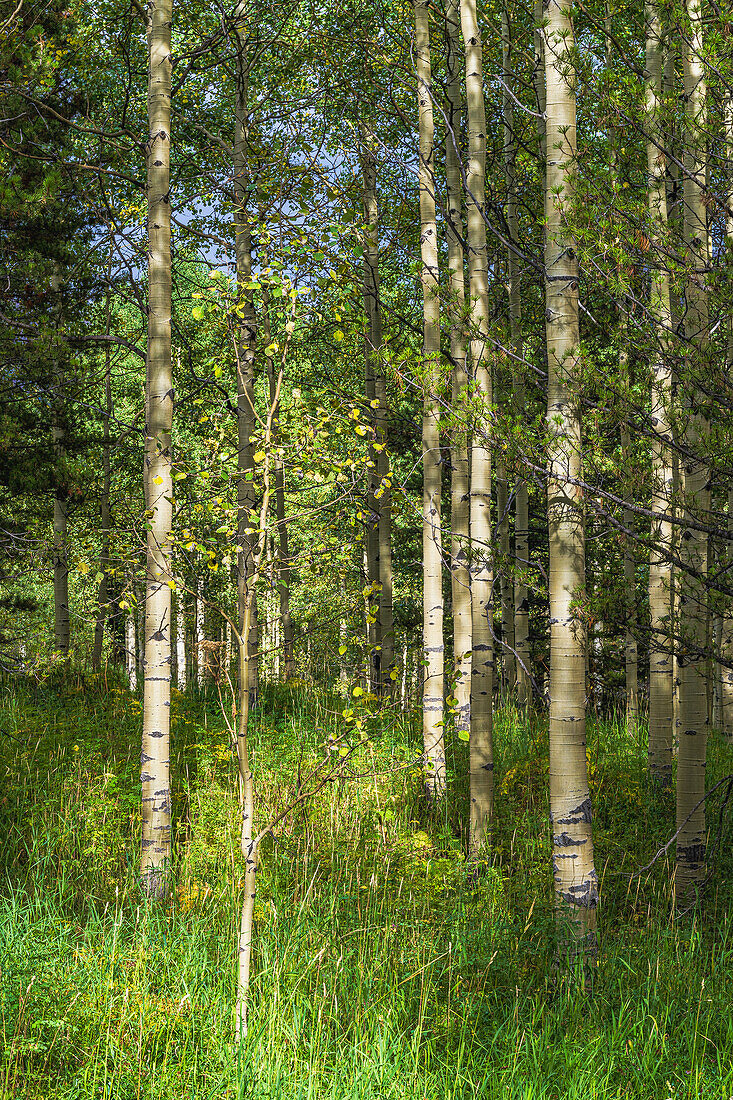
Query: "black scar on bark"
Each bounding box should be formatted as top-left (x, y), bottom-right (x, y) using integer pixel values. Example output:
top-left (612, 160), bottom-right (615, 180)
top-left (676, 842), bottom-right (705, 864)
top-left (554, 830), bottom-right (587, 847)
top-left (560, 871), bottom-right (598, 909)
top-left (141, 751), bottom-right (153, 765)
top-left (556, 797), bottom-right (593, 826)
top-left (140, 772), bottom-right (155, 783)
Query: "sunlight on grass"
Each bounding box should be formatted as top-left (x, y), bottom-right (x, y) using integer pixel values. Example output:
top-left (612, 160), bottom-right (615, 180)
top-left (1, 680), bottom-right (732, 1098)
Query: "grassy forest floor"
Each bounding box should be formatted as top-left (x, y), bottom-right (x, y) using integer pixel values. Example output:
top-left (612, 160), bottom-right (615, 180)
top-left (1, 677), bottom-right (733, 1099)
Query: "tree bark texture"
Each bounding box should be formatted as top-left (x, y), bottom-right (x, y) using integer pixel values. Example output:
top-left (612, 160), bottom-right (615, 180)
top-left (415, 0), bottom-right (446, 800)
top-left (675, 0), bottom-right (710, 904)
top-left (445, 0), bottom-right (471, 739)
top-left (544, 0), bottom-right (598, 952)
top-left (234, 12), bottom-right (259, 707)
top-left (461, 0), bottom-right (493, 848)
top-left (141, 0), bottom-right (173, 899)
top-left (645, 0), bottom-right (674, 780)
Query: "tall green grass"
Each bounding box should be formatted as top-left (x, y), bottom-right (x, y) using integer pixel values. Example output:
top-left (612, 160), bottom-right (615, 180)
top-left (1, 678), bottom-right (733, 1098)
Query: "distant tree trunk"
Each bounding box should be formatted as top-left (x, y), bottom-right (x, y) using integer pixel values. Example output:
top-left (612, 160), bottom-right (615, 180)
top-left (141, 0), bottom-right (173, 899)
top-left (461, 0), bottom-right (493, 848)
top-left (93, 252), bottom-right (114, 672)
top-left (51, 265), bottom-right (70, 658)
top-left (533, 0), bottom-right (546, 158)
top-left (444, 0), bottom-right (471, 739)
top-left (675, 0), bottom-right (710, 904)
top-left (126, 605), bottom-right (137, 690)
top-left (544, 0), bottom-right (598, 953)
top-left (646, 0), bottom-right (674, 779)
top-left (415, 0), bottom-right (446, 800)
top-left (234, 8), bottom-right (259, 708)
top-left (176, 589), bottom-right (187, 690)
top-left (501, 6), bottom-right (520, 700)
top-left (497, 464), bottom-right (515, 696)
top-left (721, 101), bottom-right (733, 738)
top-left (722, 486), bottom-right (733, 735)
top-left (195, 577), bottom-right (205, 687)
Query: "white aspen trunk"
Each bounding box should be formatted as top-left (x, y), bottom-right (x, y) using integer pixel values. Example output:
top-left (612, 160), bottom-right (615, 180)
top-left (140, 0), bottom-right (173, 900)
top-left (415, 0), bottom-right (446, 800)
top-left (544, 0), bottom-right (598, 954)
top-left (646, 0), bottom-right (674, 780)
top-left (460, 0), bottom-right (493, 848)
top-left (401, 640), bottom-right (408, 709)
top-left (196, 579), bottom-right (205, 687)
top-left (176, 589), bottom-right (187, 690)
top-left (675, 0), bottom-right (710, 904)
top-left (233, 10), bottom-right (260, 710)
top-left (445, 0), bottom-right (472, 738)
top-left (126, 608), bottom-right (137, 690)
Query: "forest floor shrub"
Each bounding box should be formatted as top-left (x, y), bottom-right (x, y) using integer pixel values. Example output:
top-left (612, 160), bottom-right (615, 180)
top-left (1, 680), bottom-right (732, 1098)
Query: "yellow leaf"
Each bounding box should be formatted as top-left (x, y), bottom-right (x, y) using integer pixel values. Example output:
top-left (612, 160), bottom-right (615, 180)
top-left (339, 645), bottom-right (347, 656)
top-left (254, 450), bottom-right (266, 463)
top-left (352, 686), bottom-right (363, 697)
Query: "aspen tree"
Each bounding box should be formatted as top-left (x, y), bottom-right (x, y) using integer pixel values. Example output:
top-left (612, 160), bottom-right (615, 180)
top-left (646, 0), bottom-right (674, 779)
top-left (501, 6), bottom-right (520, 699)
top-left (414, 0), bottom-right (446, 799)
top-left (675, 0), bottom-right (710, 903)
top-left (544, 0), bottom-right (598, 950)
top-left (460, 0), bottom-right (493, 846)
top-left (444, 0), bottom-right (471, 738)
top-left (92, 246), bottom-right (114, 672)
top-left (360, 126), bottom-right (394, 692)
top-left (141, 0), bottom-right (173, 898)
top-left (234, 4), bottom-right (259, 706)
top-left (126, 607), bottom-right (137, 690)
top-left (176, 590), bottom-right (187, 689)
